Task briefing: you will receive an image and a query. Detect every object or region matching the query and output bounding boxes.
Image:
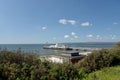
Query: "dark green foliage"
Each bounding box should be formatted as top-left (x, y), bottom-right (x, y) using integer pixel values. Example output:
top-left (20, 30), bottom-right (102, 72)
top-left (78, 49), bottom-right (113, 73)
top-left (0, 49), bottom-right (85, 80)
top-left (112, 42), bottom-right (120, 49)
top-left (110, 43), bottom-right (120, 66)
top-left (77, 42), bottom-right (120, 73)
top-left (1, 42), bottom-right (120, 79)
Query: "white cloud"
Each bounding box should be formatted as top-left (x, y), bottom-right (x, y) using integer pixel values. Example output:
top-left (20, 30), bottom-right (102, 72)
top-left (113, 22), bottom-right (118, 25)
top-left (112, 37), bottom-right (115, 40)
top-left (59, 19), bottom-right (67, 25)
top-left (98, 37), bottom-right (102, 40)
top-left (71, 32), bottom-right (78, 39)
top-left (70, 38), bottom-right (74, 40)
top-left (42, 27), bottom-right (47, 30)
top-left (71, 32), bottom-right (76, 36)
top-left (68, 20), bottom-right (76, 25)
top-left (106, 28), bottom-right (111, 31)
top-left (96, 35), bottom-right (102, 40)
top-left (110, 35), bottom-right (116, 39)
top-left (81, 22), bottom-right (91, 27)
top-left (86, 34), bottom-right (93, 38)
top-left (59, 19), bottom-right (76, 25)
top-left (53, 37), bottom-right (57, 40)
top-left (96, 35), bottom-right (100, 38)
top-left (64, 35), bottom-right (70, 39)
top-left (74, 36), bottom-right (78, 38)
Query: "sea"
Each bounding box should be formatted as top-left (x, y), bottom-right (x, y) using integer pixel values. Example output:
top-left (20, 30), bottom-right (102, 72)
top-left (0, 42), bottom-right (117, 55)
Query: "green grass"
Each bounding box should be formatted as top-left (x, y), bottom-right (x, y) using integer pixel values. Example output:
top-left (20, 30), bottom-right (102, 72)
top-left (84, 66), bottom-right (120, 80)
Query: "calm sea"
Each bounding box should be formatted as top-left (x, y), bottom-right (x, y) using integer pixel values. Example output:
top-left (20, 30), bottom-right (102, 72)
top-left (0, 42), bottom-right (116, 55)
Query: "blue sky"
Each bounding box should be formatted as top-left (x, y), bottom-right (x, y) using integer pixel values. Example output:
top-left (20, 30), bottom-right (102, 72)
top-left (0, 0), bottom-right (120, 44)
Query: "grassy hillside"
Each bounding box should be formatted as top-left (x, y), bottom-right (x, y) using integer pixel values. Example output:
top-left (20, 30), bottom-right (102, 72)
top-left (85, 66), bottom-right (120, 80)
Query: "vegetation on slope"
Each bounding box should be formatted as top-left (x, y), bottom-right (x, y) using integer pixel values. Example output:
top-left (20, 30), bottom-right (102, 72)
top-left (84, 66), bottom-right (120, 80)
top-left (0, 42), bottom-right (120, 80)
top-left (0, 49), bottom-right (84, 80)
top-left (77, 42), bottom-right (120, 73)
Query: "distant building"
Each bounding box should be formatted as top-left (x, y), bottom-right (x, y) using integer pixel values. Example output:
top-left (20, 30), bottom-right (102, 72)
top-left (48, 52), bottom-right (85, 64)
top-left (79, 52), bottom-right (92, 56)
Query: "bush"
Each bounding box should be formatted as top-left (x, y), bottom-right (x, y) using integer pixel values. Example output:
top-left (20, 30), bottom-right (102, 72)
top-left (110, 50), bottom-right (120, 65)
top-left (77, 42), bottom-right (120, 73)
top-left (112, 42), bottom-right (120, 49)
top-left (0, 49), bottom-right (86, 80)
top-left (78, 49), bottom-right (114, 73)
top-left (1, 42), bottom-right (120, 79)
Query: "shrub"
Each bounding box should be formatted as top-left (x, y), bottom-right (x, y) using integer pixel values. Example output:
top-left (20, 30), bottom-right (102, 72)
top-left (110, 49), bottom-right (120, 65)
top-left (0, 49), bottom-right (86, 80)
top-left (112, 42), bottom-right (120, 49)
top-left (78, 49), bottom-right (113, 73)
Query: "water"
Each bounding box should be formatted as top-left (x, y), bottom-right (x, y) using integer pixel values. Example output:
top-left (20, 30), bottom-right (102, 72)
top-left (63, 42), bottom-right (116, 48)
top-left (0, 42), bottom-right (116, 55)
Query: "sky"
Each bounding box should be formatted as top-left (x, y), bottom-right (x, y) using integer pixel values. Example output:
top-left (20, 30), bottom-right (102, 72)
top-left (0, 0), bottom-right (120, 44)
